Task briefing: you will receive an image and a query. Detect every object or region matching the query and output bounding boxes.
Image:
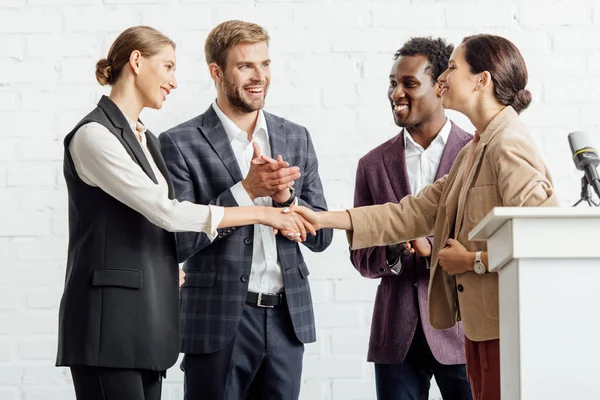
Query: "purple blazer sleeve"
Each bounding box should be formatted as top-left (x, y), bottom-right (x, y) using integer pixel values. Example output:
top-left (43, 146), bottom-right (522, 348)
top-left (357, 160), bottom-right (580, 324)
top-left (350, 158), bottom-right (402, 278)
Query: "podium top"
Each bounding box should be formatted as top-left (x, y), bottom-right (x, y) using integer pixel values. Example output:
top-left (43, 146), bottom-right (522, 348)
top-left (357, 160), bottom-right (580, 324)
top-left (468, 206), bottom-right (600, 240)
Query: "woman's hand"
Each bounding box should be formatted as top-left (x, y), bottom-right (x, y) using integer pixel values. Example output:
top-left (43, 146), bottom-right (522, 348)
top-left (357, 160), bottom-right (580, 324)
top-left (279, 211), bottom-right (317, 242)
top-left (437, 239), bottom-right (474, 276)
top-left (290, 205), bottom-right (323, 230)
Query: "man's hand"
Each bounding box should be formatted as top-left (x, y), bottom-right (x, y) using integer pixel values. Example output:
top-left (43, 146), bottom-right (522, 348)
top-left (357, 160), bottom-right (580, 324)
top-left (437, 239), bottom-right (474, 276)
top-left (410, 237), bottom-right (432, 257)
top-left (242, 143), bottom-right (300, 200)
top-left (250, 150), bottom-right (295, 203)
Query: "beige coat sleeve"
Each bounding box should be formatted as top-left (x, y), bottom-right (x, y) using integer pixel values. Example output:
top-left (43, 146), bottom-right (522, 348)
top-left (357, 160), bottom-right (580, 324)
top-left (346, 175), bottom-right (447, 249)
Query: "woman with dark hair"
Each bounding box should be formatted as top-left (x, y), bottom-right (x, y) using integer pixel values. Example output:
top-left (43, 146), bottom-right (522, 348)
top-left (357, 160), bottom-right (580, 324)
top-left (57, 26), bottom-right (309, 400)
top-left (290, 34), bottom-right (559, 400)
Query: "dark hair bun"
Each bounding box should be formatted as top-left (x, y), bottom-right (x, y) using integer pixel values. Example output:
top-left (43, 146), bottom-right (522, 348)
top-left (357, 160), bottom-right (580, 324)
top-left (95, 58), bottom-right (113, 86)
top-left (512, 89), bottom-right (532, 114)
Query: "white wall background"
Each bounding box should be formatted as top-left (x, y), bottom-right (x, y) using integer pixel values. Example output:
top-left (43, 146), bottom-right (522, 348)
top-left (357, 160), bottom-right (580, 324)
top-left (1, 0), bottom-right (599, 399)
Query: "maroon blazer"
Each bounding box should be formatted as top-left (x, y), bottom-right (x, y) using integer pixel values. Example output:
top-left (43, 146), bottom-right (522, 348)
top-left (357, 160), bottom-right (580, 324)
top-left (350, 121), bottom-right (472, 365)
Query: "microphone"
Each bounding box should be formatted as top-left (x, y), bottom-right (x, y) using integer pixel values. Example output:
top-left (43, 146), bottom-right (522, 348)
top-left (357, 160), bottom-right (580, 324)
top-left (568, 131), bottom-right (600, 200)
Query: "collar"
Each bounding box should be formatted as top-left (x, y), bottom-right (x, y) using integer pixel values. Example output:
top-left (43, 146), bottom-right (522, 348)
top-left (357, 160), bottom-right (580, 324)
top-left (403, 117), bottom-right (451, 148)
top-left (477, 106), bottom-right (518, 145)
top-left (212, 100), bottom-right (268, 143)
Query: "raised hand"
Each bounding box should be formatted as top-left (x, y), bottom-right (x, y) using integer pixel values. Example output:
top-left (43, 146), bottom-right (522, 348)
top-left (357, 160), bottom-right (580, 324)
top-left (250, 150), bottom-right (295, 203)
top-left (242, 143), bottom-right (300, 200)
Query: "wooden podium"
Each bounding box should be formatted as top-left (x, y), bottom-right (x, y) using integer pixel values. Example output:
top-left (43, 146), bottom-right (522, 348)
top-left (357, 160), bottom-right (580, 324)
top-left (469, 207), bottom-right (600, 399)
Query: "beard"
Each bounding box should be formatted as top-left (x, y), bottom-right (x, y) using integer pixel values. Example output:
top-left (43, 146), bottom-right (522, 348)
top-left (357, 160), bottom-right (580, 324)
top-left (222, 74), bottom-right (268, 114)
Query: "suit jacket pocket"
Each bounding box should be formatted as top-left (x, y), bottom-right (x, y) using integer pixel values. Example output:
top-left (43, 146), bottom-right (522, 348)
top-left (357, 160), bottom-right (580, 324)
top-left (466, 184), bottom-right (501, 225)
top-left (92, 268), bottom-right (143, 290)
top-left (298, 262), bottom-right (310, 279)
top-left (181, 271), bottom-right (216, 288)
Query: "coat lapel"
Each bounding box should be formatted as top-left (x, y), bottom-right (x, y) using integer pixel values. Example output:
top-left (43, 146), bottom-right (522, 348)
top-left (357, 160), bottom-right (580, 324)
top-left (197, 105), bottom-right (244, 183)
top-left (97, 95), bottom-right (158, 184)
top-left (145, 131), bottom-right (175, 199)
top-left (382, 132), bottom-right (412, 200)
top-left (265, 112), bottom-right (286, 161)
top-left (453, 107), bottom-right (516, 236)
top-left (435, 122), bottom-right (465, 180)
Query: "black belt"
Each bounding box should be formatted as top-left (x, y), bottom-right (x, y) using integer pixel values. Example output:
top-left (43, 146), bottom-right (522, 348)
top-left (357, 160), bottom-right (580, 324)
top-left (246, 291), bottom-right (284, 308)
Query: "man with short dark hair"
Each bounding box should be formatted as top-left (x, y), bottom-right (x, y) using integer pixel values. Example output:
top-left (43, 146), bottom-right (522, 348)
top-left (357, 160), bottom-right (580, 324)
top-left (350, 37), bottom-right (473, 400)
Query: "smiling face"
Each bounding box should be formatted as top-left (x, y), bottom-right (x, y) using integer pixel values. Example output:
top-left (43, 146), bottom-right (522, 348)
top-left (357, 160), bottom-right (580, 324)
top-left (437, 44), bottom-right (480, 115)
top-left (213, 41), bottom-right (271, 114)
top-left (387, 54), bottom-right (442, 129)
top-left (134, 44), bottom-right (178, 110)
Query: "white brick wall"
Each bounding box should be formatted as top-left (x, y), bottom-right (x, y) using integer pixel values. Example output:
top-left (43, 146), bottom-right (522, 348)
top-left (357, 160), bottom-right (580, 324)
top-left (1, 0), bottom-right (599, 399)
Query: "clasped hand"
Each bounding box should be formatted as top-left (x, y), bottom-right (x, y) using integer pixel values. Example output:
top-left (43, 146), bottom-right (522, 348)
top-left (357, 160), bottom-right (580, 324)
top-left (247, 143), bottom-right (317, 242)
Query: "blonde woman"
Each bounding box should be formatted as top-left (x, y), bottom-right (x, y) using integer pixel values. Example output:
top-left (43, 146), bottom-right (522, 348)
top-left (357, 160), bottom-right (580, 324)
top-left (56, 26), bottom-right (309, 400)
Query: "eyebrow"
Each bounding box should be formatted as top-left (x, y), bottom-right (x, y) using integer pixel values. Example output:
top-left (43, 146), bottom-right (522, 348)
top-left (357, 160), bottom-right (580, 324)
top-left (235, 59), bottom-right (271, 66)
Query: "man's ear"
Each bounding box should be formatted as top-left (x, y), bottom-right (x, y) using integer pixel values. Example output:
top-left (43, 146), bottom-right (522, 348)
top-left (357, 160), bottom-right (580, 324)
top-left (435, 81), bottom-right (444, 98)
top-left (208, 63), bottom-right (223, 84)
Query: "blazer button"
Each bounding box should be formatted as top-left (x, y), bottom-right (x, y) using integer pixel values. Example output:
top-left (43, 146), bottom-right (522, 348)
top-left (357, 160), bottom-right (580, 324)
top-left (244, 237), bottom-right (253, 245)
top-left (457, 284), bottom-right (464, 292)
top-left (240, 274), bottom-right (249, 283)
top-left (378, 267), bottom-right (386, 273)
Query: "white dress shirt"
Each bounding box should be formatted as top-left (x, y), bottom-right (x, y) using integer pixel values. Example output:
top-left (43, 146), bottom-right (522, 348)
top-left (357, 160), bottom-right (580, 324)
top-left (69, 116), bottom-right (224, 240)
top-left (212, 101), bottom-right (286, 294)
top-left (389, 118), bottom-right (451, 274)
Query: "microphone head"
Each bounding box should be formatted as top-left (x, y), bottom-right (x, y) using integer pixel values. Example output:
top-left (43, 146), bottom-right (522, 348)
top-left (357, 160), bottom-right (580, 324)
top-left (568, 131), bottom-right (599, 170)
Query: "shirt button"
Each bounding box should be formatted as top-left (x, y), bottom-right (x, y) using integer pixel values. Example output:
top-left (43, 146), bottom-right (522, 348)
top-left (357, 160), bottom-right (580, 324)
top-left (240, 274), bottom-right (249, 283)
top-left (457, 284), bottom-right (464, 292)
top-left (413, 282), bottom-right (418, 288)
top-left (244, 237), bottom-right (253, 245)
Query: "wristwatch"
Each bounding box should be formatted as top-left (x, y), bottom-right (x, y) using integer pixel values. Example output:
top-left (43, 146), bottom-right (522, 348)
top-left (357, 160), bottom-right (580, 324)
top-left (272, 186), bottom-right (296, 208)
top-left (473, 251), bottom-right (486, 275)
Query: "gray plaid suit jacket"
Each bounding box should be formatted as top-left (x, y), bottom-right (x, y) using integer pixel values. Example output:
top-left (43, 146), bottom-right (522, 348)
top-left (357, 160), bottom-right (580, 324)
top-left (159, 105), bottom-right (333, 354)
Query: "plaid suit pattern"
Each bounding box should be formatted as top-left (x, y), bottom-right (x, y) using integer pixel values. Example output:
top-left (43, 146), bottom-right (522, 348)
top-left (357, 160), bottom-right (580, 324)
top-left (159, 106), bottom-right (333, 354)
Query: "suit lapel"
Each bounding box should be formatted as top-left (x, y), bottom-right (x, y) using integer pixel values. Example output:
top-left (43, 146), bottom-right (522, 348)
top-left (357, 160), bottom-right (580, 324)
top-left (145, 131), bottom-right (175, 198)
top-left (197, 105), bottom-right (244, 183)
top-left (382, 132), bottom-right (412, 201)
top-left (265, 112), bottom-right (286, 161)
top-left (452, 108), bottom-right (514, 236)
top-left (435, 122), bottom-right (464, 180)
top-left (97, 96), bottom-right (158, 184)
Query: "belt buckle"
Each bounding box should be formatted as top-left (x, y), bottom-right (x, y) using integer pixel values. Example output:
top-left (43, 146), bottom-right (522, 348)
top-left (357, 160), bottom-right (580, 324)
top-left (256, 292), bottom-right (275, 308)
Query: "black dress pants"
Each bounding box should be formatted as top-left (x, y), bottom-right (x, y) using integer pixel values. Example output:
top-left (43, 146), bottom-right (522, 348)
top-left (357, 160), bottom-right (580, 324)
top-left (70, 365), bottom-right (163, 400)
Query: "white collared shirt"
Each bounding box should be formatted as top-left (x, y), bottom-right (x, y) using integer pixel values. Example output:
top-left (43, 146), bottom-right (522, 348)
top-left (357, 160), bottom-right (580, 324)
top-left (212, 101), bottom-right (284, 294)
top-left (69, 115), bottom-right (223, 239)
top-left (389, 118), bottom-right (451, 274)
top-left (403, 118), bottom-right (451, 196)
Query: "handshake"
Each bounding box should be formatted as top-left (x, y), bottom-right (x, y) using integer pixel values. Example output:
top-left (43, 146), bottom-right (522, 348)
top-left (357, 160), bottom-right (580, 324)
top-left (243, 142), bottom-right (321, 242)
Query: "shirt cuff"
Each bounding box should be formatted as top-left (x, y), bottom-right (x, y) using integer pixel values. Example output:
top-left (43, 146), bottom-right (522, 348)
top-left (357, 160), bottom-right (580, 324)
top-left (230, 182), bottom-right (254, 207)
top-left (205, 205), bottom-right (224, 242)
top-left (388, 257), bottom-right (403, 275)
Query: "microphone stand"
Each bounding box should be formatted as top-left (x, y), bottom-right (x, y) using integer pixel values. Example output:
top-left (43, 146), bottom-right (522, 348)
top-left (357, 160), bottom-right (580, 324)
top-left (573, 176), bottom-right (600, 207)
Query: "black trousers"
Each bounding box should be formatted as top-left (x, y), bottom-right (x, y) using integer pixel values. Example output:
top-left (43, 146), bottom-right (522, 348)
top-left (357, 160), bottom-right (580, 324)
top-left (182, 301), bottom-right (304, 400)
top-left (70, 365), bottom-right (163, 400)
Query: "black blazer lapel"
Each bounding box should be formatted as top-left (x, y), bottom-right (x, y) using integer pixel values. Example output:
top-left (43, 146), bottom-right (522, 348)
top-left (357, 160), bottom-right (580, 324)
top-left (197, 105), bottom-right (244, 183)
top-left (97, 95), bottom-right (158, 184)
